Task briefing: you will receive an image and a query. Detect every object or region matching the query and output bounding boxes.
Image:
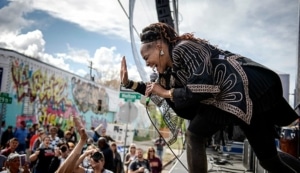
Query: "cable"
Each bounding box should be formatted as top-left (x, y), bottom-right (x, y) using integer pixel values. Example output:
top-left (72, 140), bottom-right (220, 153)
top-left (145, 106), bottom-right (189, 172)
top-left (117, 0), bottom-right (139, 37)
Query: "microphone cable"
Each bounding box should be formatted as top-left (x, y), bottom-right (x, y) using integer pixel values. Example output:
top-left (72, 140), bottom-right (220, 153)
top-left (145, 106), bottom-right (189, 172)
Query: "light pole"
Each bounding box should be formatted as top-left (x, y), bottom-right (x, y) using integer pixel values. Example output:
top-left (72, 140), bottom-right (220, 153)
top-left (123, 102), bottom-right (131, 162)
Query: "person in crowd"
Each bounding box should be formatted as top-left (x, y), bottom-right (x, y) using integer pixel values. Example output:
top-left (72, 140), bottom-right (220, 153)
top-left (92, 124), bottom-right (116, 144)
top-left (0, 153), bottom-right (31, 173)
top-left (48, 126), bottom-right (62, 149)
top-left (26, 127), bottom-right (35, 150)
top-left (74, 149), bottom-right (113, 173)
top-left (13, 121), bottom-right (28, 154)
top-left (68, 126), bottom-right (77, 144)
top-left (1, 138), bottom-right (19, 157)
top-left (81, 143), bottom-right (99, 169)
top-left (154, 135), bottom-right (165, 161)
top-left (92, 124), bottom-right (102, 142)
top-left (1, 126), bottom-right (14, 149)
top-left (99, 128), bottom-right (115, 144)
top-left (61, 131), bottom-right (74, 143)
top-left (82, 138), bottom-right (94, 154)
top-left (55, 116), bottom-right (112, 173)
top-left (97, 137), bottom-right (114, 172)
top-left (0, 121), bottom-right (6, 142)
top-left (29, 128), bottom-right (46, 170)
top-left (45, 125), bottom-right (50, 135)
top-left (124, 143), bottom-right (137, 173)
top-left (110, 142), bottom-right (123, 173)
top-left (56, 124), bottom-right (64, 139)
top-left (0, 154), bottom-right (7, 171)
top-left (67, 141), bottom-right (75, 152)
top-left (32, 123), bottom-right (39, 134)
top-left (30, 128), bottom-right (46, 154)
top-left (147, 147), bottom-right (162, 173)
top-left (29, 136), bottom-right (55, 173)
top-left (120, 22), bottom-right (300, 173)
top-left (48, 142), bottom-right (70, 173)
top-left (128, 148), bottom-right (151, 173)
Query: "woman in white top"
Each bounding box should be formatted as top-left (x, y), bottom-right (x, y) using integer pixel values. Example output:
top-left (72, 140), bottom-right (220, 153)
top-left (124, 143), bottom-right (137, 173)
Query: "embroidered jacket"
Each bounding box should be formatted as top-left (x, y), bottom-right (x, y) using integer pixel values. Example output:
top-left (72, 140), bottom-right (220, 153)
top-left (166, 40), bottom-right (270, 124)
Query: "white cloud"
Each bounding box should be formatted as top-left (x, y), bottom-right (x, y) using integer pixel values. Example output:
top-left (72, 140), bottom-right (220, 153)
top-left (0, 0), bottom-right (34, 34)
top-left (31, 0), bottom-right (131, 40)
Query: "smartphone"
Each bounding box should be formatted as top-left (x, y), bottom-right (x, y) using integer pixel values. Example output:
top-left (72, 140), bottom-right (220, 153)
top-left (19, 154), bottom-right (27, 166)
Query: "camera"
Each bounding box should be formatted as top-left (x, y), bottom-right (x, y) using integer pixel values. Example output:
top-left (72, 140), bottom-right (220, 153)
top-left (60, 146), bottom-right (68, 153)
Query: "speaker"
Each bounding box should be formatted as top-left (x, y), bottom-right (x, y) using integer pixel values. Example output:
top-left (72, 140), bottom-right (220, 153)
top-left (155, 0), bottom-right (174, 28)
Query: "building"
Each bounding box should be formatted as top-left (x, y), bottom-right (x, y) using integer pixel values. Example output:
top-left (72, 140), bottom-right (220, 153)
top-left (0, 48), bottom-right (121, 131)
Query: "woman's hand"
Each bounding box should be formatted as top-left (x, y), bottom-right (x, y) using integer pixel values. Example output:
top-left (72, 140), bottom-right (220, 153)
top-left (73, 115), bottom-right (88, 143)
top-left (146, 83), bottom-right (169, 98)
top-left (120, 56), bottom-right (129, 85)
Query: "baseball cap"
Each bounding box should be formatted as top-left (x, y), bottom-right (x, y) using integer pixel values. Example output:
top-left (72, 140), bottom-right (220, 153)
top-left (7, 153), bottom-right (19, 161)
top-left (38, 128), bottom-right (44, 133)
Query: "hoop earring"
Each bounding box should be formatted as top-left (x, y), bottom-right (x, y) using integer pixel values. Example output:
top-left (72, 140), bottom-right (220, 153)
top-left (160, 50), bottom-right (164, 56)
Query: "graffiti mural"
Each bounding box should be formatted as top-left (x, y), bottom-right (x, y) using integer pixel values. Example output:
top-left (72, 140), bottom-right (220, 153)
top-left (71, 77), bottom-right (109, 114)
top-left (1, 52), bottom-right (114, 131)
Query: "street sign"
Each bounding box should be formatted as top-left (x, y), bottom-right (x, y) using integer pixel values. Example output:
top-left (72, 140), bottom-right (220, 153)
top-left (119, 92), bottom-right (141, 102)
top-left (0, 92), bottom-right (12, 104)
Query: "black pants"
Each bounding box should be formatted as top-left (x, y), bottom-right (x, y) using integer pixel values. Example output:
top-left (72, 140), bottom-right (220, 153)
top-left (187, 98), bottom-right (300, 173)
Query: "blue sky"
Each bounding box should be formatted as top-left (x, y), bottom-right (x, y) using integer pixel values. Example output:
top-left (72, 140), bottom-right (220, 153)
top-left (0, 0), bottom-right (299, 104)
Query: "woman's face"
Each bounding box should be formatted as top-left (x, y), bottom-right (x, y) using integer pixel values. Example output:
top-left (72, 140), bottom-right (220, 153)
top-left (148, 149), bottom-right (155, 155)
top-left (110, 144), bottom-right (116, 152)
top-left (43, 137), bottom-right (51, 147)
top-left (130, 146), bottom-right (136, 154)
top-left (140, 42), bottom-right (169, 74)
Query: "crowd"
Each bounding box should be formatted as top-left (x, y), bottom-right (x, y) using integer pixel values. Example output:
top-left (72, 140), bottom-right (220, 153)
top-left (0, 118), bottom-right (163, 173)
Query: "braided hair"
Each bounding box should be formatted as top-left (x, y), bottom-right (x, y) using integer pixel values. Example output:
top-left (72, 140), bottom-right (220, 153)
top-left (140, 22), bottom-right (208, 52)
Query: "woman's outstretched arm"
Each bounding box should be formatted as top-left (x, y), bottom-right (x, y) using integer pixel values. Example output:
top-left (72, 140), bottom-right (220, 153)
top-left (55, 116), bottom-right (87, 173)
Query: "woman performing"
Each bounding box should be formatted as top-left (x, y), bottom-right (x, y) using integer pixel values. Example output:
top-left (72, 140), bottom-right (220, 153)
top-left (120, 22), bottom-right (300, 173)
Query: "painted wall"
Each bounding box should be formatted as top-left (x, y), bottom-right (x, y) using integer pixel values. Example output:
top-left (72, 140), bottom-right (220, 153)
top-left (0, 48), bottom-right (120, 131)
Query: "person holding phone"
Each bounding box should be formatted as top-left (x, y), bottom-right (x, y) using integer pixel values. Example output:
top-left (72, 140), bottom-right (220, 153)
top-left (29, 136), bottom-right (55, 173)
top-left (0, 153), bottom-right (31, 173)
top-left (48, 143), bottom-right (70, 173)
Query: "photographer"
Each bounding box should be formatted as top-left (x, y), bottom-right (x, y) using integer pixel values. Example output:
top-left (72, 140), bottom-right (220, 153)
top-left (48, 143), bottom-right (70, 173)
top-left (128, 148), bottom-right (151, 173)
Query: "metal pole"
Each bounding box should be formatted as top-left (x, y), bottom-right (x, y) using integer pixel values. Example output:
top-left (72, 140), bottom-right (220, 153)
top-left (296, 0), bottom-right (300, 159)
top-left (0, 103), bottom-right (3, 145)
top-left (123, 102), bottom-right (131, 161)
top-left (172, 0), bottom-right (179, 33)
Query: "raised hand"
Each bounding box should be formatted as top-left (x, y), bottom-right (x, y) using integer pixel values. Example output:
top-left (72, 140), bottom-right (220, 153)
top-left (120, 56), bottom-right (129, 85)
top-left (73, 115), bottom-right (87, 142)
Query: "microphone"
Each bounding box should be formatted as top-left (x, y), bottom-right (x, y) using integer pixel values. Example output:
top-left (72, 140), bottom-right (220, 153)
top-left (146, 72), bottom-right (158, 106)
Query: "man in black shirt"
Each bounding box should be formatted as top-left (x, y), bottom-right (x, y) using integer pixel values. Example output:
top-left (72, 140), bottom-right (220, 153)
top-left (97, 137), bottom-right (114, 172)
top-left (128, 148), bottom-right (151, 173)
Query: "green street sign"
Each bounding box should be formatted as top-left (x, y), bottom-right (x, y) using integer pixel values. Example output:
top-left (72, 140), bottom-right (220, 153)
top-left (0, 92), bottom-right (12, 104)
top-left (119, 92), bottom-right (141, 102)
